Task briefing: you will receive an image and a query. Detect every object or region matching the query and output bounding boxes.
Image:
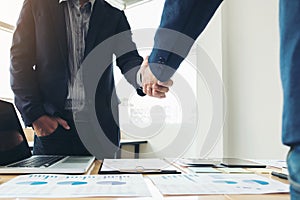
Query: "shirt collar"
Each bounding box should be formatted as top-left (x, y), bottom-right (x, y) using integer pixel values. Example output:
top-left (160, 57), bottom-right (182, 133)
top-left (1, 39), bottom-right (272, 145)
top-left (59, 0), bottom-right (96, 10)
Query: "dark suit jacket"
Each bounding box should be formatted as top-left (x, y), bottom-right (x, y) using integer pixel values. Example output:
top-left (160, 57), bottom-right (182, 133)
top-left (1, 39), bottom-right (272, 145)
top-left (148, 0), bottom-right (223, 81)
top-left (10, 0), bottom-right (143, 147)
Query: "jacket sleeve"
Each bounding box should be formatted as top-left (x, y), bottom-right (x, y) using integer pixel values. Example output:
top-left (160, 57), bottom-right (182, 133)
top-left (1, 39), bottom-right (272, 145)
top-left (114, 11), bottom-right (143, 90)
top-left (148, 0), bottom-right (223, 82)
top-left (10, 0), bottom-right (46, 126)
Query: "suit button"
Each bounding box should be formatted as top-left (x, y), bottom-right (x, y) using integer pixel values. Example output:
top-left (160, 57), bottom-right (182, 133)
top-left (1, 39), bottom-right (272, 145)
top-left (158, 57), bottom-right (165, 64)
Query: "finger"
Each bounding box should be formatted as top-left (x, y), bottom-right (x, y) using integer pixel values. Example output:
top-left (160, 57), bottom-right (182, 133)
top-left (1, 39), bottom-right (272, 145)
top-left (143, 83), bottom-right (148, 94)
top-left (33, 127), bottom-right (44, 137)
top-left (34, 126), bottom-right (54, 137)
top-left (146, 84), bottom-right (153, 96)
top-left (55, 117), bottom-right (70, 130)
top-left (33, 115), bottom-right (58, 136)
top-left (158, 79), bottom-right (173, 87)
top-left (142, 83), bottom-right (152, 96)
top-left (152, 84), bottom-right (169, 93)
top-left (152, 89), bottom-right (166, 98)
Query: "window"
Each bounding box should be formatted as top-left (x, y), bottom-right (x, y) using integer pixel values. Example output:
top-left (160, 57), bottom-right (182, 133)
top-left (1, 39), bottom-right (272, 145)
top-left (0, 0), bottom-right (23, 100)
top-left (113, 1), bottom-right (198, 139)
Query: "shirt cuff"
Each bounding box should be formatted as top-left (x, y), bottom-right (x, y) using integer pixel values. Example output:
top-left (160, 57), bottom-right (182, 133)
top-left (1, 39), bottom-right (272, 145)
top-left (136, 68), bottom-right (146, 97)
top-left (136, 67), bottom-right (143, 87)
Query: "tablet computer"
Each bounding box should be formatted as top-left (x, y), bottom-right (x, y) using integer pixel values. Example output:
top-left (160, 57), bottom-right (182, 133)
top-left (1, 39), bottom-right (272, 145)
top-left (179, 158), bottom-right (220, 167)
top-left (221, 158), bottom-right (266, 168)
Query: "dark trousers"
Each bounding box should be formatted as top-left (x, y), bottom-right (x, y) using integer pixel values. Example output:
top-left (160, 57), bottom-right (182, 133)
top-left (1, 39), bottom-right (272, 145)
top-left (33, 117), bottom-right (91, 156)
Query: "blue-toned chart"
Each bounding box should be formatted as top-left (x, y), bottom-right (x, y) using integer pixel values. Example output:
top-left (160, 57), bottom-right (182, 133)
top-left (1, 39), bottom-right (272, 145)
top-left (57, 181), bottom-right (87, 186)
top-left (16, 181), bottom-right (48, 186)
top-left (97, 181), bottom-right (126, 185)
top-left (149, 174), bottom-right (289, 195)
top-left (0, 174), bottom-right (150, 198)
top-left (213, 180), bottom-right (238, 185)
top-left (243, 179), bottom-right (269, 185)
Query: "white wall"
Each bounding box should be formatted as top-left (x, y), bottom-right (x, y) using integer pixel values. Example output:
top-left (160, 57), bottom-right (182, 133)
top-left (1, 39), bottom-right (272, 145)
top-left (222, 0), bottom-right (289, 159)
top-left (116, 0), bottom-right (224, 158)
top-left (118, 0), bottom-right (288, 160)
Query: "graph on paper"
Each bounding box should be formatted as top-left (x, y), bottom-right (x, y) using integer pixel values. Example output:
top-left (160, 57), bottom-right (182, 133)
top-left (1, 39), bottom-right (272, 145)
top-left (148, 174), bottom-right (289, 195)
top-left (0, 174), bottom-right (150, 198)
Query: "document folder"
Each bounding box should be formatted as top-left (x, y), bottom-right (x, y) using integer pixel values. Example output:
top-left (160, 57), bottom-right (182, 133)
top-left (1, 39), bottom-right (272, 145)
top-left (98, 159), bottom-right (181, 174)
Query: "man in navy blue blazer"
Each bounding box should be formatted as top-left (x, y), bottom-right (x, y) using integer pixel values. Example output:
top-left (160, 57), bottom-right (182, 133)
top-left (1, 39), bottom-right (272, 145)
top-left (10, 0), bottom-right (170, 158)
top-left (140, 0), bottom-right (223, 95)
top-left (141, 0), bottom-right (300, 199)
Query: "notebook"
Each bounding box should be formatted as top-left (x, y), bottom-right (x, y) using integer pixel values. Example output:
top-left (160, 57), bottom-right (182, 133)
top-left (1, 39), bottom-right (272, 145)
top-left (0, 99), bottom-right (95, 174)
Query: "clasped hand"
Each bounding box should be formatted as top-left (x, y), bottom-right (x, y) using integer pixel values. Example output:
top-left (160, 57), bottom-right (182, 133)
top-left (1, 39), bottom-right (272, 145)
top-left (140, 56), bottom-right (173, 98)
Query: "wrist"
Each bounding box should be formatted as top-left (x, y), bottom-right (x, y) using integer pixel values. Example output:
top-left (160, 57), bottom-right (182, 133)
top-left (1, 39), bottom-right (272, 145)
top-left (136, 67), bottom-right (143, 87)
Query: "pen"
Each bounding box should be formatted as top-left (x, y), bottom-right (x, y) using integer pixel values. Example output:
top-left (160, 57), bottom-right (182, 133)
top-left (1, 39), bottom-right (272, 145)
top-left (271, 171), bottom-right (288, 180)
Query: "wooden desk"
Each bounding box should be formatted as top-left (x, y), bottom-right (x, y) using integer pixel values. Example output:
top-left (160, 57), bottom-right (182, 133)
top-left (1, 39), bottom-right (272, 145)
top-left (0, 160), bottom-right (290, 200)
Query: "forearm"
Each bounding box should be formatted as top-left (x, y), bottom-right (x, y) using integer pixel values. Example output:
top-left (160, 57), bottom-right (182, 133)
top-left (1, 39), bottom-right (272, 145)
top-left (10, 0), bottom-right (45, 126)
top-left (149, 0), bottom-right (223, 81)
top-left (114, 11), bottom-right (144, 90)
top-left (116, 52), bottom-right (143, 89)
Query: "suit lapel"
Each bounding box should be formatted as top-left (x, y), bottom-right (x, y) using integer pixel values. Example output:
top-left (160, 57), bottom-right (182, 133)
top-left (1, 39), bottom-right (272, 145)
top-left (47, 0), bottom-right (68, 68)
top-left (85, 0), bottom-right (107, 57)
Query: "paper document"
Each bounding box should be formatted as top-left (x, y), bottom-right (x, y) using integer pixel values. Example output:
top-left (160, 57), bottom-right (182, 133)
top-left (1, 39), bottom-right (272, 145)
top-left (0, 174), bottom-right (151, 198)
top-left (218, 168), bottom-right (254, 174)
top-left (176, 158), bottom-right (220, 167)
top-left (149, 174), bottom-right (289, 195)
top-left (249, 159), bottom-right (287, 169)
top-left (246, 168), bottom-right (274, 174)
top-left (100, 159), bottom-right (180, 174)
top-left (188, 167), bottom-right (222, 173)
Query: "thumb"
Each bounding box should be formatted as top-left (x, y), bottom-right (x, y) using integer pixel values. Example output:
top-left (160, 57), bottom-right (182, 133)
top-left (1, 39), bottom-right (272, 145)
top-left (55, 117), bottom-right (70, 130)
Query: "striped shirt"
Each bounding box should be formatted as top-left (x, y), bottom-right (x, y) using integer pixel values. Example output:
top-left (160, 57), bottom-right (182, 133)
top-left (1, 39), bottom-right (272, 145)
top-left (59, 0), bottom-right (95, 110)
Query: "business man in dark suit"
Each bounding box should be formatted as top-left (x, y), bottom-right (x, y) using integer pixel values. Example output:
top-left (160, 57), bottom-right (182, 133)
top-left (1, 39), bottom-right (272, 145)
top-left (141, 0), bottom-right (300, 199)
top-left (10, 0), bottom-right (169, 157)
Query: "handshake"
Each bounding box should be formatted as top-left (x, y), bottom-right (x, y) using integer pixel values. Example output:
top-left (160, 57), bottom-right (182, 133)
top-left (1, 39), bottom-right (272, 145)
top-left (139, 56), bottom-right (173, 98)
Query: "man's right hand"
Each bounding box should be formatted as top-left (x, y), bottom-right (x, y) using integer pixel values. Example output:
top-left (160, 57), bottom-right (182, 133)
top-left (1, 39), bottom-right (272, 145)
top-left (32, 115), bottom-right (70, 137)
top-left (140, 56), bottom-right (173, 98)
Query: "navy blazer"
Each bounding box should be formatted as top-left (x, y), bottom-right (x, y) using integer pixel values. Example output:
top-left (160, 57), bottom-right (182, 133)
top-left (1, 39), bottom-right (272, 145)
top-left (10, 0), bottom-right (143, 146)
top-left (148, 0), bottom-right (223, 81)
